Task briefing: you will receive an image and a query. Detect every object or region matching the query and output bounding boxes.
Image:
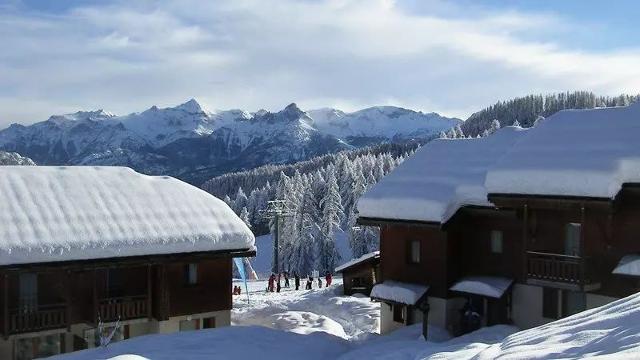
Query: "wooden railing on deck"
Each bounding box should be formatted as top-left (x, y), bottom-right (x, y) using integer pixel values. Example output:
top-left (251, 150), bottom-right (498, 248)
top-left (9, 303), bottom-right (67, 334)
top-left (526, 251), bottom-right (590, 285)
top-left (98, 295), bottom-right (148, 322)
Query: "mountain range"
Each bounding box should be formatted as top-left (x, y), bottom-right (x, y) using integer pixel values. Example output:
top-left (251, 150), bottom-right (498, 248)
top-left (0, 99), bottom-right (460, 184)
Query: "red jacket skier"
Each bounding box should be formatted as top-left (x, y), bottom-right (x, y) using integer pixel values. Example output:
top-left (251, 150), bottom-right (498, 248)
top-left (325, 272), bottom-right (332, 287)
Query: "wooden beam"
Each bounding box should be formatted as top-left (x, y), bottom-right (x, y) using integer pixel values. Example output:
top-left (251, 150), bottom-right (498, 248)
top-left (580, 205), bottom-right (586, 290)
top-left (147, 264), bottom-right (152, 320)
top-left (66, 270), bottom-right (72, 331)
top-left (522, 204), bottom-right (529, 281)
top-left (0, 248), bottom-right (256, 273)
top-left (3, 273), bottom-right (8, 339)
top-left (93, 269), bottom-right (98, 325)
top-left (357, 217), bottom-right (440, 228)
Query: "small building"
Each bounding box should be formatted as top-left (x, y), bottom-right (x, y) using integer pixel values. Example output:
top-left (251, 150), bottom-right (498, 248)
top-left (357, 102), bottom-right (640, 337)
top-left (335, 251), bottom-right (380, 296)
top-left (0, 167), bottom-right (255, 360)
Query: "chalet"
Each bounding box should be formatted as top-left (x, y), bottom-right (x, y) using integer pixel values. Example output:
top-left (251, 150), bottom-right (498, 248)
top-left (357, 102), bottom-right (640, 337)
top-left (335, 251), bottom-right (380, 296)
top-left (0, 167), bottom-right (255, 360)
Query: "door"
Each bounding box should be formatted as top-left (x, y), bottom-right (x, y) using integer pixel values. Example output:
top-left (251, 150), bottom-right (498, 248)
top-left (564, 223), bottom-right (581, 256)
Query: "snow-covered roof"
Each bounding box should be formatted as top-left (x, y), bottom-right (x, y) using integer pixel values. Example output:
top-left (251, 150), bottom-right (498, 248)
top-left (612, 255), bottom-right (640, 277)
top-left (370, 280), bottom-right (429, 305)
top-left (449, 276), bottom-right (513, 298)
top-left (0, 166), bottom-right (255, 266)
top-left (335, 251), bottom-right (379, 273)
top-left (357, 126), bottom-right (527, 223)
top-left (486, 102), bottom-right (640, 198)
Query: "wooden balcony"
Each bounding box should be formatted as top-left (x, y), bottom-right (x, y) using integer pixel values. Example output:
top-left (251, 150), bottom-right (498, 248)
top-left (526, 251), bottom-right (600, 291)
top-left (98, 295), bottom-right (149, 323)
top-left (8, 303), bottom-right (67, 335)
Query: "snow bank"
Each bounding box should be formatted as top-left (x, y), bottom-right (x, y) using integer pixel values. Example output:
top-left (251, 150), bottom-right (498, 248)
top-left (0, 166), bottom-right (255, 266)
top-left (486, 102), bottom-right (640, 198)
top-left (232, 280), bottom-right (379, 340)
top-left (335, 251), bottom-right (379, 273)
top-left (612, 255), bottom-right (640, 276)
top-left (371, 280), bottom-right (429, 305)
top-left (357, 127), bottom-right (527, 223)
top-left (51, 326), bottom-right (348, 360)
top-left (449, 276), bottom-right (513, 298)
top-left (268, 311), bottom-right (348, 338)
top-left (460, 291), bottom-right (640, 359)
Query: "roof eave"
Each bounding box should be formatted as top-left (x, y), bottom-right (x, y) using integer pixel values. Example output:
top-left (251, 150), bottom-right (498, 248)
top-left (357, 216), bottom-right (441, 228)
top-left (0, 247), bottom-right (256, 273)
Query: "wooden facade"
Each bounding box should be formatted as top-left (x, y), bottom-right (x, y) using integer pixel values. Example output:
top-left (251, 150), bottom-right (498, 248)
top-left (0, 248), bottom-right (252, 359)
top-left (362, 184), bottom-right (640, 333)
top-left (337, 256), bottom-right (380, 296)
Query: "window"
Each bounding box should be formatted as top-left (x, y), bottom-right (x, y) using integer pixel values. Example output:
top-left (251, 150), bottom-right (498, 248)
top-left (542, 288), bottom-right (559, 319)
top-left (203, 317), bottom-right (216, 329)
top-left (19, 273), bottom-right (38, 310)
top-left (564, 223), bottom-right (581, 256)
top-left (562, 290), bottom-right (586, 317)
top-left (409, 240), bottom-right (421, 264)
top-left (185, 263), bottom-right (198, 285)
top-left (393, 304), bottom-right (405, 323)
top-left (490, 230), bottom-right (503, 254)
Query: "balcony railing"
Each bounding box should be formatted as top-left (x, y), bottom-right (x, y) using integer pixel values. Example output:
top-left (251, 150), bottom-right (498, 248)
top-left (98, 295), bottom-right (148, 322)
top-left (8, 303), bottom-right (67, 335)
top-left (526, 251), bottom-right (597, 289)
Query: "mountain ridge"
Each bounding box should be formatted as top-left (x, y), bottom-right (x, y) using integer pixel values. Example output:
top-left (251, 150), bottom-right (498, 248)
top-left (0, 99), bottom-right (460, 184)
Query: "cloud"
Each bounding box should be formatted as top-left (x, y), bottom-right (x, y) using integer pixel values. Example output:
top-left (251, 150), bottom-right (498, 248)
top-left (0, 0), bottom-right (639, 126)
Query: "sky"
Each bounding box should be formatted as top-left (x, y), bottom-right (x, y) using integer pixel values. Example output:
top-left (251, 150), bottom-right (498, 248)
top-left (1, 0), bottom-right (639, 126)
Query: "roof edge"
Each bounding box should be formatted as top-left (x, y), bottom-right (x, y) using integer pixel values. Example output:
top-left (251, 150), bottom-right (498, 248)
top-left (0, 247), bottom-right (256, 272)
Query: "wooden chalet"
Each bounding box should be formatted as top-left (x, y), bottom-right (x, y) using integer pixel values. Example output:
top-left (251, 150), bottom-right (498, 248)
top-left (335, 251), bottom-right (380, 296)
top-left (357, 103), bottom-right (640, 337)
top-left (0, 167), bottom-right (255, 360)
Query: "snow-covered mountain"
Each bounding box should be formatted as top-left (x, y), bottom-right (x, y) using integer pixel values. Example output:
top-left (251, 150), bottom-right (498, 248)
top-left (0, 151), bottom-right (36, 165)
top-left (308, 106), bottom-right (460, 146)
top-left (0, 99), bottom-right (460, 184)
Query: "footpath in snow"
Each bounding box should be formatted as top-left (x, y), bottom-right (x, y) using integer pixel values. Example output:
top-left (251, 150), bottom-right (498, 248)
top-left (52, 282), bottom-right (640, 360)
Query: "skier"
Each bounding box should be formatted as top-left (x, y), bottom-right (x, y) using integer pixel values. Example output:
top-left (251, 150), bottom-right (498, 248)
top-left (294, 272), bottom-right (301, 291)
top-left (306, 276), bottom-right (313, 290)
top-left (276, 273), bottom-right (282, 293)
top-left (268, 274), bottom-right (275, 292)
top-left (284, 272), bottom-right (290, 288)
top-left (318, 277), bottom-right (323, 288)
top-left (325, 272), bottom-right (332, 287)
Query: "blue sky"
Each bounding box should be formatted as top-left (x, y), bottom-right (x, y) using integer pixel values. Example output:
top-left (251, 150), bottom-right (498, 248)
top-left (0, 0), bottom-right (639, 126)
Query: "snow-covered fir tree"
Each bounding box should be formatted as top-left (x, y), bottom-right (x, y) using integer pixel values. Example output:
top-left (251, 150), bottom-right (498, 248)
top-left (201, 141), bottom-right (416, 275)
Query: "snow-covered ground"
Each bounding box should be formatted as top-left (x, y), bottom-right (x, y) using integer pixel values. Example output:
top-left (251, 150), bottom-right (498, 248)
top-left (51, 283), bottom-right (640, 360)
top-left (232, 279), bottom-right (379, 340)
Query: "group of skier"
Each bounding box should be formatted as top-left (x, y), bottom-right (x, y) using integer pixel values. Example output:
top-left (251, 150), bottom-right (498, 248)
top-left (267, 271), bottom-right (332, 293)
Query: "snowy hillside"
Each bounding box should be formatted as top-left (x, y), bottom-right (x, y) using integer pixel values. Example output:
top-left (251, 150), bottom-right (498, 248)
top-left (51, 283), bottom-right (640, 360)
top-left (0, 100), bottom-right (458, 184)
top-left (251, 232), bottom-right (353, 278)
top-left (0, 150), bottom-right (35, 165)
